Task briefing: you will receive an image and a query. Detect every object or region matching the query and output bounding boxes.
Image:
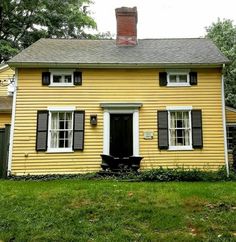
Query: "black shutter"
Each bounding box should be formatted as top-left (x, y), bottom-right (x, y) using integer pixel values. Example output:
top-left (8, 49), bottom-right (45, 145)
top-left (159, 72), bottom-right (167, 86)
top-left (36, 110), bottom-right (48, 151)
top-left (190, 72), bottom-right (198, 85)
top-left (73, 111), bottom-right (85, 150)
top-left (158, 111), bottom-right (169, 149)
top-left (192, 110), bottom-right (203, 148)
top-left (42, 72), bottom-right (50, 85)
top-left (74, 72), bottom-right (82, 85)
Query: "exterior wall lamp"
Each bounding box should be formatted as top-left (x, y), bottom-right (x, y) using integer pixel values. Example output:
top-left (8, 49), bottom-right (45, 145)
top-left (90, 114), bottom-right (97, 125)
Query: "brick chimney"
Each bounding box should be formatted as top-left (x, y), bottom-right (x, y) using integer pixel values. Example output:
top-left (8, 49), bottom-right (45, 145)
top-left (115, 7), bottom-right (138, 46)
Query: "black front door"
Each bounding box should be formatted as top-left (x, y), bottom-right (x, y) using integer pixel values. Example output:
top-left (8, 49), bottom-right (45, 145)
top-left (110, 114), bottom-right (133, 158)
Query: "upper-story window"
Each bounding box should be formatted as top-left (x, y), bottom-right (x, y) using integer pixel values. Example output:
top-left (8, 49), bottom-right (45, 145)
top-left (167, 71), bottom-right (190, 86)
top-left (42, 70), bottom-right (82, 86)
top-left (50, 70), bottom-right (74, 86)
top-left (159, 70), bottom-right (198, 87)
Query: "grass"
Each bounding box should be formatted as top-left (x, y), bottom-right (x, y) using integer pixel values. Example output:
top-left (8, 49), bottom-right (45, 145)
top-left (0, 180), bottom-right (235, 242)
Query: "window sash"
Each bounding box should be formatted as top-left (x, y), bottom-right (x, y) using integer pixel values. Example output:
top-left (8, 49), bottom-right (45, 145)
top-left (49, 69), bottom-right (75, 86)
top-left (167, 72), bottom-right (190, 86)
top-left (168, 110), bottom-right (192, 149)
top-left (52, 74), bottom-right (72, 84)
top-left (48, 111), bottom-right (73, 151)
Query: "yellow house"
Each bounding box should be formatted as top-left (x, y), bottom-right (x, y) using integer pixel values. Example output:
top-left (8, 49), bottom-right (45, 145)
top-left (7, 7), bottom-right (230, 176)
top-left (0, 64), bottom-right (14, 128)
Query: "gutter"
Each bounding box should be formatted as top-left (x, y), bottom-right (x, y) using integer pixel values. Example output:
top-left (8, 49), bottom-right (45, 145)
top-left (7, 68), bottom-right (18, 175)
top-left (221, 64), bottom-right (229, 176)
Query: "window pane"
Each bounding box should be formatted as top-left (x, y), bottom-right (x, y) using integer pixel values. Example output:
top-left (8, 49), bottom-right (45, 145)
top-left (53, 75), bottom-right (63, 83)
top-left (169, 75), bottom-right (177, 83)
top-left (50, 131), bottom-right (58, 148)
top-left (179, 75), bottom-right (187, 83)
top-left (51, 112), bottom-right (58, 129)
top-left (64, 75), bottom-right (72, 83)
top-left (183, 112), bottom-right (189, 128)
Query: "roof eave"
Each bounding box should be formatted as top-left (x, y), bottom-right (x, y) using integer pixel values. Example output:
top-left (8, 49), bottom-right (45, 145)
top-left (7, 62), bottom-right (227, 69)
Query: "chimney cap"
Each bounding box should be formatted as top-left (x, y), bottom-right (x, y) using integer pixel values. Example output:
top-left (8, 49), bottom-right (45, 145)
top-left (115, 6), bottom-right (137, 14)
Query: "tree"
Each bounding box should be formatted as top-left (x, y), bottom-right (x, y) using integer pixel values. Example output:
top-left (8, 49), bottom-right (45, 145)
top-left (0, 0), bottom-right (97, 63)
top-left (206, 19), bottom-right (236, 107)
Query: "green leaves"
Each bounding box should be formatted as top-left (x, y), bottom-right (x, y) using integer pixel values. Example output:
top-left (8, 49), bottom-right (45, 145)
top-left (0, 0), bottom-right (97, 63)
top-left (206, 19), bottom-right (236, 107)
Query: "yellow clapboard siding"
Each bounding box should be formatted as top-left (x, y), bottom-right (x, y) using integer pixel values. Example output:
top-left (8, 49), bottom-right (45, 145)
top-left (0, 113), bottom-right (11, 128)
top-left (226, 108), bottom-right (236, 123)
top-left (0, 67), bottom-right (14, 96)
top-left (11, 68), bottom-right (226, 175)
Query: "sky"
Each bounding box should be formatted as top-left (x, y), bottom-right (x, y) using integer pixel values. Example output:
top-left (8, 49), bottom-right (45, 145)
top-left (89, 0), bottom-right (236, 38)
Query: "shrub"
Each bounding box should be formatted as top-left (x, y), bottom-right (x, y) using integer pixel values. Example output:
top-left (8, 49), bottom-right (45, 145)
top-left (7, 166), bottom-right (236, 182)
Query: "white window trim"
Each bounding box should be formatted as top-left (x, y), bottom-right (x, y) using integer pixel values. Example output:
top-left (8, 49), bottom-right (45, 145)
top-left (102, 106), bottom-right (140, 156)
top-left (47, 107), bottom-right (75, 153)
top-left (167, 107), bottom-right (193, 151)
top-left (49, 69), bottom-right (75, 87)
top-left (166, 106), bottom-right (192, 111)
top-left (167, 71), bottom-right (190, 87)
top-left (47, 106), bottom-right (76, 111)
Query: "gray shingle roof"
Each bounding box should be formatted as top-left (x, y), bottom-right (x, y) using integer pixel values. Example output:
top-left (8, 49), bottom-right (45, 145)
top-left (8, 38), bottom-right (229, 66)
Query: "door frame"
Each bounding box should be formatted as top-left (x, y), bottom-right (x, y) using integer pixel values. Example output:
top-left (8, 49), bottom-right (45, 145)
top-left (101, 103), bottom-right (142, 156)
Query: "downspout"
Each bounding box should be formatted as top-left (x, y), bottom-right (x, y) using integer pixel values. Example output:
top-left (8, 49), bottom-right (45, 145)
top-left (221, 64), bottom-right (229, 176)
top-left (7, 68), bottom-right (18, 176)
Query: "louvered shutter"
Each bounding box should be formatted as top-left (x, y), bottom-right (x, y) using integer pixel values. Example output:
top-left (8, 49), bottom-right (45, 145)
top-left (158, 111), bottom-right (169, 149)
top-left (74, 72), bottom-right (82, 85)
top-left (159, 72), bottom-right (167, 86)
top-left (192, 110), bottom-right (203, 148)
top-left (36, 110), bottom-right (48, 151)
top-left (190, 72), bottom-right (198, 85)
top-left (73, 111), bottom-right (85, 150)
top-left (42, 72), bottom-right (50, 85)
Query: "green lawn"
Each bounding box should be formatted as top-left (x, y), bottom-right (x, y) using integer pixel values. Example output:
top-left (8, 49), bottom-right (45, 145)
top-left (0, 180), bottom-right (235, 242)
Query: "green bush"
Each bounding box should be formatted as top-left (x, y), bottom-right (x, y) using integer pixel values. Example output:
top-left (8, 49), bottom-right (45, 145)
top-left (8, 166), bottom-right (236, 182)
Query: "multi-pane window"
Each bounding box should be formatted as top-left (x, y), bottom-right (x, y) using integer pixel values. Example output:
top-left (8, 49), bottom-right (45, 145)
top-left (167, 72), bottom-right (189, 86)
top-left (227, 125), bottom-right (236, 150)
top-left (169, 111), bottom-right (191, 148)
top-left (49, 70), bottom-right (74, 86)
top-left (53, 74), bottom-right (72, 84)
top-left (49, 111), bottom-right (73, 150)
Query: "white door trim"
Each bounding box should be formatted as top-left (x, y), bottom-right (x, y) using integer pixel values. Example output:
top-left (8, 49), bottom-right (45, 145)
top-left (102, 107), bottom-right (140, 156)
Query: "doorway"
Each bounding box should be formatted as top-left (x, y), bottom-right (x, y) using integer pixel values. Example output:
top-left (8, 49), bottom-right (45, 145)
top-left (110, 114), bottom-right (133, 158)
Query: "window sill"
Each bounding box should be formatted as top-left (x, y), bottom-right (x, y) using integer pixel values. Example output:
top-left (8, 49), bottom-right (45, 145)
top-left (46, 149), bottom-right (74, 153)
top-left (49, 84), bottom-right (75, 87)
top-left (167, 83), bottom-right (191, 87)
top-left (168, 146), bottom-right (193, 151)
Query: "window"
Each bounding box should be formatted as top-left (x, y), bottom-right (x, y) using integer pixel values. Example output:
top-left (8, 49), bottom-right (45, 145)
top-left (158, 108), bottom-right (202, 150)
top-left (36, 108), bottom-right (85, 152)
top-left (48, 111), bottom-right (73, 151)
top-left (168, 110), bottom-right (192, 150)
top-left (167, 72), bottom-right (190, 86)
top-left (50, 70), bottom-right (74, 86)
top-left (227, 125), bottom-right (236, 150)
